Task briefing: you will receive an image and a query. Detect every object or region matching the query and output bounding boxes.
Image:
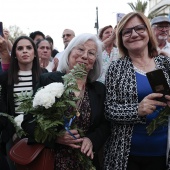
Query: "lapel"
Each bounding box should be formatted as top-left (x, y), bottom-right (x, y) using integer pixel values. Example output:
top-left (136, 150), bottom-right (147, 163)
top-left (87, 82), bottom-right (105, 126)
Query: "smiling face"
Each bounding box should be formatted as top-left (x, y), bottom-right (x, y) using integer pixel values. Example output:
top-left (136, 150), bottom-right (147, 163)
top-left (68, 40), bottom-right (97, 73)
top-left (15, 39), bottom-right (35, 70)
top-left (152, 22), bottom-right (170, 42)
top-left (122, 16), bottom-right (149, 54)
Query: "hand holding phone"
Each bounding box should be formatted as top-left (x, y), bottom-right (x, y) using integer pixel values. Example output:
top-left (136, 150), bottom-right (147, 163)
top-left (146, 69), bottom-right (170, 102)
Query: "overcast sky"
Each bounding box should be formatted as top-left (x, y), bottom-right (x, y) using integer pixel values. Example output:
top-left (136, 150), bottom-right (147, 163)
top-left (1, 0), bottom-right (147, 51)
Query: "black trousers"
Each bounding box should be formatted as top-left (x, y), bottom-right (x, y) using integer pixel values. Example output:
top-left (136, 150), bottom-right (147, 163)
top-left (127, 155), bottom-right (166, 170)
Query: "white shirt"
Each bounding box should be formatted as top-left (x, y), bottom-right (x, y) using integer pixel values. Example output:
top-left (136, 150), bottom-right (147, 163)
top-left (158, 41), bottom-right (170, 57)
top-left (97, 47), bottom-right (119, 84)
top-left (54, 51), bottom-right (65, 71)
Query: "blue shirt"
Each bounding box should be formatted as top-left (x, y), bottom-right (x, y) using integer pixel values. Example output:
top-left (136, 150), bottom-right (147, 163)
top-left (130, 71), bottom-right (168, 156)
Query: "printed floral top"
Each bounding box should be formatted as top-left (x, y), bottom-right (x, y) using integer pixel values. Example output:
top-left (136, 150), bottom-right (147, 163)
top-left (97, 47), bottom-right (119, 84)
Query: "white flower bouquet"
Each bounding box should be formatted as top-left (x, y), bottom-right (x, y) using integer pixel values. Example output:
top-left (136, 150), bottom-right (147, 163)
top-left (14, 114), bottom-right (24, 128)
top-left (33, 82), bottom-right (64, 109)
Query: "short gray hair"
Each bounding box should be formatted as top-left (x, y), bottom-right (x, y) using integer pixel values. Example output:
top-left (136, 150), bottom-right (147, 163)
top-left (59, 33), bottom-right (103, 82)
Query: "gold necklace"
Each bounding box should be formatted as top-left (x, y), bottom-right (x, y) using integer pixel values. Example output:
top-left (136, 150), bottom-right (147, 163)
top-left (75, 85), bottom-right (85, 117)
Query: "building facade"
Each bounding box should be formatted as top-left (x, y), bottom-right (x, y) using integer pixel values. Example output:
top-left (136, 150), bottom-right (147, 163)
top-left (148, 0), bottom-right (170, 18)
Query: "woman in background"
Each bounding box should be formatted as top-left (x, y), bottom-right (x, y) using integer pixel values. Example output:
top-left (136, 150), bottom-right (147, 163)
top-left (97, 25), bottom-right (119, 84)
top-left (36, 39), bottom-right (58, 72)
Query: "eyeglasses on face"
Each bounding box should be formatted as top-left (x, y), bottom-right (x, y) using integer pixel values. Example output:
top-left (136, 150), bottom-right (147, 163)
top-left (74, 46), bottom-right (97, 60)
top-left (153, 24), bottom-right (170, 31)
top-left (122, 24), bottom-right (146, 37)
top-left (62, 34), bottom-right (72, 38)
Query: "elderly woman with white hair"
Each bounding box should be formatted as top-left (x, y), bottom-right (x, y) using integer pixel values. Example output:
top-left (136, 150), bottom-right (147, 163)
top-left (22, 33), bottom-right (110, 170)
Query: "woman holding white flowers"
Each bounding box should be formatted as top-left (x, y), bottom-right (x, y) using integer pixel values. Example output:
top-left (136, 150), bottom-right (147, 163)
top-left (22, 33), bottom-right (110, 170)
top-left (0, 36), bottom-right (47, 170)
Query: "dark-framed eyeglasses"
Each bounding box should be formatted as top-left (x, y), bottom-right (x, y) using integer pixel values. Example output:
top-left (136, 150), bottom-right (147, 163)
top-left (74, 46), bottom-right (97, 60)
top-left (62, 34), bottom-right (72, 38)
top-left (153, 24), bottom-right (170, 31)
top-left (122, 24), bottom-right (146, 37)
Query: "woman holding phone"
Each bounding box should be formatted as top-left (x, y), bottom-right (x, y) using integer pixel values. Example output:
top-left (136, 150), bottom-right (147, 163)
top-left (104, 12), bottom-right (170, 170)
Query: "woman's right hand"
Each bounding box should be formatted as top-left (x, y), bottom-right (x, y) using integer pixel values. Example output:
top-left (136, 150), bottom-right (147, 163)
top-left (56, 129), bottom-right (83, 149)
top-left (138, 93), bottom-right (167, 116)
top-left (102, 31), bottom-right (116, 49)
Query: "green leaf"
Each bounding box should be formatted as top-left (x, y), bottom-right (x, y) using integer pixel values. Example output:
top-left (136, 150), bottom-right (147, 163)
top-left (146, 106), bottom-right (170, 135)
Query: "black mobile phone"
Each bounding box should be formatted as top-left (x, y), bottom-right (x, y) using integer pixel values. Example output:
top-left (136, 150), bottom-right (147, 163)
top-left (0, 22), bottom-right (3, 36)
top-left (146, 69), bottom-right (170, 102)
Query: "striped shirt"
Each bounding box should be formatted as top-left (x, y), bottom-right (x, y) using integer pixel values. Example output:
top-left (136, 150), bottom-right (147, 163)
top-left (14, 70), bottom-right (33, 114)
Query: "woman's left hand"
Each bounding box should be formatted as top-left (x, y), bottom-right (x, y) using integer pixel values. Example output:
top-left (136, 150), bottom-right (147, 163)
top-left (81, 137), bottom-right (94, 159)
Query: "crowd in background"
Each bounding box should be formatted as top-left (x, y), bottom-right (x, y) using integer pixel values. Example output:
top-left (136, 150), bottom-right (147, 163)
top-left (0, 12), bottom-right (170, 170)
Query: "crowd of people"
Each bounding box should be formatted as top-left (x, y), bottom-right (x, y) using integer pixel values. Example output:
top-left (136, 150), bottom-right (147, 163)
top-left (0, 12), bottom-right (170, 170)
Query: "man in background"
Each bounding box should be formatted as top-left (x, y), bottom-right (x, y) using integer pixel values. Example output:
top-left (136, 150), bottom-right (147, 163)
top-left (54, 29), bottom-right (75, 71)
top-left (151, 16), bottom-right (170, 57)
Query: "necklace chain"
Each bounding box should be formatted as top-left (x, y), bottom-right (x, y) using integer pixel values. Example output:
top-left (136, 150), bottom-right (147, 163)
top-left (75, 85), bottom-right (85, 117)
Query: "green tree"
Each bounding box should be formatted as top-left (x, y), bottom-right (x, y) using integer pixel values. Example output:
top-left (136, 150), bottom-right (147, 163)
top-left (127, 0), bottom-right (148, 14)
top-left (8, 25), bottom-right (26, 43)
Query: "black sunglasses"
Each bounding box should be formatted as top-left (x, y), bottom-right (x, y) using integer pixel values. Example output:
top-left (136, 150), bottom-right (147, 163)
top-left (122, 24), bottom-right (146, 37)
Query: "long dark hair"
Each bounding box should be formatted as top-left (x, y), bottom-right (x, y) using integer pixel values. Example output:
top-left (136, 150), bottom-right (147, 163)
top-left (8, 35), bottom-right (42, 85)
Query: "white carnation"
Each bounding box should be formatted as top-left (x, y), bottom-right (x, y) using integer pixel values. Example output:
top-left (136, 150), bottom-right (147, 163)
top-left (33, 88), bottom-right (56, 109)
top-left (14, 114), bottom-right (24, 128)
top-left (44, 82), bottom-right (64, 98)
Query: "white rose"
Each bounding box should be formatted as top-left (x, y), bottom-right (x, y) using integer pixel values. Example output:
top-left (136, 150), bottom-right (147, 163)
top-left (33, 89), bottom-right (56, 109)
top-left (44, 82), bottom-right (64, 98)
top-left (14, 114), bottom-right (24, 128)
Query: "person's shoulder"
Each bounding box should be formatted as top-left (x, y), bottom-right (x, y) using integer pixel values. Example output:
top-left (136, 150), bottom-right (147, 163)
top-left (0, 71), bottom-right (8, 84)
top-left (40, 68), bottom-right (48, 73)
top-left (0, 71), bottom-right (8, 81)
top-left (166, 41), bottom-right (170, 46)
top-left (55, 51), bottom-right (64, 58)
top-left (155, 55), bottom-right (170, 61)
top-left (40, 71), bottom-right (65, 83)
top-left (109, 56), bottom-right (127, 70)
top-left (88, 81), bottom-right (106, 94)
